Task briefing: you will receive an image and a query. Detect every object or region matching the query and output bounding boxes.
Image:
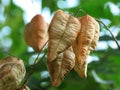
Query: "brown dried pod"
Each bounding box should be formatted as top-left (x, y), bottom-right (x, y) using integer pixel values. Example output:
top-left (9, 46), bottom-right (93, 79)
top-left (0, 57), bottom-right (26, 90)
top-left (48, 10), bottom-right (81, 62)
top-left (24, 14), bottom-right (49, 52)
top-left (47, 47), bottom-right (75, 87)
top-left (73, 15), bottom-right (100, 77)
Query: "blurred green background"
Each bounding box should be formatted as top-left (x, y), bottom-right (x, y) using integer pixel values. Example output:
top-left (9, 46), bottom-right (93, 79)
top-left (0, 0), bottom-right (120, 90)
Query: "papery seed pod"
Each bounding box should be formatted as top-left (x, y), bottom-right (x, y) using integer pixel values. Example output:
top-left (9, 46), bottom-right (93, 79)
top-left (73, 15), bottom-right (100, 77)
top-left (0, 57), bottom-right (26, 90)
top-left (24, 14), bottom-right (49, 52)
top-left (48, 10), bottom-right (81, 62)
top-left (47, 47), bottom-right (75, 87)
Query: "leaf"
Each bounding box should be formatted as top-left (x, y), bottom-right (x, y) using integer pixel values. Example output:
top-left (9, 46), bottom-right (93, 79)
top-left (47, 47), bottom-right (75, 87)
top-left (73, 15), bottom-right (100, 77)
top-left (24, 14), bottom-right (49, 52)
top-left (48, 10), bottom-right (81, 62)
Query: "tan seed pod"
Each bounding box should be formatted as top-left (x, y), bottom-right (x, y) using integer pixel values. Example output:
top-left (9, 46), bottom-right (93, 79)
top-left (0, 57), bottom-right (26, 90)
top-left (73, 15), bottom-right (100, 77)
top-left (24, 14), bottom-right (49, 52)
top-left (47, 47), bottom-right (75, 87)
top-left (48, 10), bottom-right (81, 62)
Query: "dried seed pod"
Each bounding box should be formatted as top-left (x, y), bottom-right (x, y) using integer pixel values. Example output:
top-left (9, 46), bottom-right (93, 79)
top-left (73, 15), bottom-right (100, 77)
top-left (0, 57), bottom-right (26, 90)
top-left (24, 14), bottom-right (49, 52)
top-left (47, 47), bottom-right (75, 87)
top-left (48, 10), bottom-right (81, 62)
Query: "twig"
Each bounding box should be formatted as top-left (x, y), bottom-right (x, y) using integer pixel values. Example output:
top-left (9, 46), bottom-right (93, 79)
top-left (74, 8), bottom-right (87, 17)
top-left (17, 41), bottom-right (48, 90)
top-left (0, 51), bottom-right (16, 57)
top-left (33, 49), bottom-right (47, 67)
top-left (0, 51), bottom-right (21, 60)
top-left (95, 18), bottom-right (120, 50)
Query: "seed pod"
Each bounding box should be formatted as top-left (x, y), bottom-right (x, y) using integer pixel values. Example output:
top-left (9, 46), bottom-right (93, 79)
top-left (0, 57), bottom-right (26, 90)
top-left (48, 10), bottom-right (81, 62)
top-left (73, 15), bottom-right (100, 77)
top-left (24, 14), bottom-right (49, 52)
top-left (47, 47), bottom-right (75, 87)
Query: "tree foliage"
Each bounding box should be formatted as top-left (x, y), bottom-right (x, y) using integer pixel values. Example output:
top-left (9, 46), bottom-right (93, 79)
top-left (0, 0), bottom-right (120, 90)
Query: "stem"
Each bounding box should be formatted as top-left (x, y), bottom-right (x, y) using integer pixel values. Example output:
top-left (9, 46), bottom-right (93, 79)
top-left (74, 8), bottom-right (87, 17)
top-left (1, 51), bottom-right (17, 57)
top-left (20, 53), bottom-right (40, 88)
top-left (33, 41), bottom-right (48, 64)
top-left (33, 49), bottom-right (47, 67)
top-left (17, 41), bottom-right (48, 90)
top-left (95, 18), bottom-right (120, 50)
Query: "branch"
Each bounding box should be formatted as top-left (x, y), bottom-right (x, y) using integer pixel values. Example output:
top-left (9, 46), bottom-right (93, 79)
top-left (74, 8), bottom-right (87, 17)
top-left (95, 18), bottom-right (120, 50)
top-left (17, 41), bottom-right (48, 90)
